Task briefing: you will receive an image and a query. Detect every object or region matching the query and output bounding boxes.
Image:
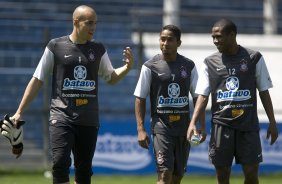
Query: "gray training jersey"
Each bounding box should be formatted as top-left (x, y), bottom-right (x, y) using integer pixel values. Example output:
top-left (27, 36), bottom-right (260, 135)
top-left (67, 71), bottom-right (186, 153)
top-left (134, 54), bottom-right (198, 136)
top-left (34, 36), bottom-right (114, 126)
top-left (201, 46), bottom-right (272, 131)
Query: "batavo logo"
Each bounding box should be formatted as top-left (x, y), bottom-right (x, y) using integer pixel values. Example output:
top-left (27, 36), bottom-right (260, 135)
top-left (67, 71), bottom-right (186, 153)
top-left (93, 133), bottom-right (151, 170)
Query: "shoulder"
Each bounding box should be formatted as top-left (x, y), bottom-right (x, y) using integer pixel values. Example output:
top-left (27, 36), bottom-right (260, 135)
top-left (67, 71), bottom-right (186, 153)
top-left (239, 46), bottom-right (262, 65)
top-left (47, 36), bottom-right (70, 51)
top-left (49, 36), bottom-right (69, 45)
top-left (87, 39), bottom-right (106, 54)
top-left (205, 51), bottom-right (221, 61)
top-left (177, 54), bottom-right (195, 67)
top-left (88, 39), bottom-right (105, 48)
top-left (239, 46), bottom-right (262, 59)
top-left (144, 54), bottom-right (162, 68)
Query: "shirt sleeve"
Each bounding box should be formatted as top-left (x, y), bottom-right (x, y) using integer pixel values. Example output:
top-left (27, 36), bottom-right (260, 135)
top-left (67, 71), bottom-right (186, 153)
top-left (256, 56), bottom-right (273, 91)
top-left (190, 66), bottom-right (198, 98)
top-left (98, 51), bottom-right (114, 82)
top-left (195, 61), bottom-right (210, 96)
top-left (133, 65), bottom-right (151, 99)
top-left (33, 47), bottom-right (54, 82)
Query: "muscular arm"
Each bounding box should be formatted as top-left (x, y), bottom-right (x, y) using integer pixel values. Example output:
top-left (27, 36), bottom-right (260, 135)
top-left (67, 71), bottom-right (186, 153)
top-left (107, 47), bottom-right (133, 85)
top-left (187, 95), bottom-right (209, 140)
top-left (12, 77), bottom-right (43, 123)
top-left (259, 90), bottom-right (278, 145)
top-left (108, 64), bottom-right (132, 85)
top-left (192, 96), bottom-right (207, 142)
top-left (135, 97), bottom-right (150, 149)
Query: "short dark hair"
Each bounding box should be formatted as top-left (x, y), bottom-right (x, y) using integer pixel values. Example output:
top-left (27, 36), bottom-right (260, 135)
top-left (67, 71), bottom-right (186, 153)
top-left (213, 18), bottom-right (237, 35)
top-left (161, 25), bottom-right (181, 41)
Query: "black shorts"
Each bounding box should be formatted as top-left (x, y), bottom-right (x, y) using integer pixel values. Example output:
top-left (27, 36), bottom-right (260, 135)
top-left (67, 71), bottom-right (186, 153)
top-left (49, 120), bottom-right (99, 184)
top-left (152, 133), bottom-right (190, 176)
top-left (208, 123), bottom-right (262, 167)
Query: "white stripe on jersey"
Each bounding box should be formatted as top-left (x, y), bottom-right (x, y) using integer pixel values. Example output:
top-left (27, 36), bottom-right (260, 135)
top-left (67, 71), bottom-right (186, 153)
top-left (33, 47), bottom-right (54, 82)
top-left (195, 56), bottom-right (273, 96)
top-left (33, 48), bottom-right (114, 83)
top-left (133, 65), bottom-right (151, 99)
top-left (256, 56), bottom-right (273, 91)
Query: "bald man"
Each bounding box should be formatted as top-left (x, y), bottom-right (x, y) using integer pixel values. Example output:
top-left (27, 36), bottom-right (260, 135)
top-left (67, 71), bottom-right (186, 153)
top-left (10, 5), bottom-right (133, 184)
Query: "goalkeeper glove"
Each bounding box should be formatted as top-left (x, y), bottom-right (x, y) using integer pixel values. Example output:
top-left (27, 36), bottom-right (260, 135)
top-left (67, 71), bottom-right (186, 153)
top-left (0, 114), bottom-right (25, 158)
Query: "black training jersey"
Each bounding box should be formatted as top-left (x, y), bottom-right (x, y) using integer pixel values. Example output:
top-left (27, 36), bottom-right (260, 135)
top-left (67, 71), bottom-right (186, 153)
top-left (134, 54), bottom-right (198, 136)
top-left (34, 36), bottom-right (114, 126)
top-left (200, 46), bottom-right (271, 131)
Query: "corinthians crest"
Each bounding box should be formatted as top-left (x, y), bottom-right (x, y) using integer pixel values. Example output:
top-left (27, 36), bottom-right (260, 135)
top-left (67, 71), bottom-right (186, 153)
top-left (88, 49), bottom-right (95, 62)
top-left (240, 59), bottom-right (248, 72)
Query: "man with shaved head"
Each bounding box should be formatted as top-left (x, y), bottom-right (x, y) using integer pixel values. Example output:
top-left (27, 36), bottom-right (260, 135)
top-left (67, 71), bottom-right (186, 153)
top-left (10, 5), bottom-right (133, 184)
top-left (187, 18), bottom-right (278, 184)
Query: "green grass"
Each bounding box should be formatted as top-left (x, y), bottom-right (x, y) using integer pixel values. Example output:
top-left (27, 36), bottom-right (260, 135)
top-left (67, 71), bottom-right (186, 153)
top-left (0, 170), bottom-right (281, 184)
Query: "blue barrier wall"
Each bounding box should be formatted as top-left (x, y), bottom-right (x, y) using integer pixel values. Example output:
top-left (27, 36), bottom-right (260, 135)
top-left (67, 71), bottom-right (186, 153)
top-left (71, 115), bottom-right (282, 175)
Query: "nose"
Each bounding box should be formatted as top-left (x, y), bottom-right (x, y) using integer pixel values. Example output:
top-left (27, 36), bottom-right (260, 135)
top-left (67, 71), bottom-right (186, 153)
top-left (163, 40), bottom-right (169, 45)
top-left (213, 38), bottom-right (220, 46)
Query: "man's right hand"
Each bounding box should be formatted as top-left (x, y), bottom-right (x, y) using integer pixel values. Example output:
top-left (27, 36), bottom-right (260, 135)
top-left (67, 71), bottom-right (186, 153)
top-left (0, 114), bottom-right (25, 158)
top-left (137, 130), bottom-right (150, 149)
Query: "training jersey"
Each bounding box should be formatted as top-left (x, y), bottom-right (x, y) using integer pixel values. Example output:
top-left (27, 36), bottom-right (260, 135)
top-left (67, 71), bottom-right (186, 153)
top-left (196, 46), bottom-right (273, 131)
top-left (134, 54), bottom-right (198, 136)
top-left (33, 36), bottom-right (114, 126)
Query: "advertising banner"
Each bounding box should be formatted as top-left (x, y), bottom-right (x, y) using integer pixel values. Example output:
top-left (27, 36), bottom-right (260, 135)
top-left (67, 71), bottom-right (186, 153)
top-left (86, 116), bottom-right (282, 175)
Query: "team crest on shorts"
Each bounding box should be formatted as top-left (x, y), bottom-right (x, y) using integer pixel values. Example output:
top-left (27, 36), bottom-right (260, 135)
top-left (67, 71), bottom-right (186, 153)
top-left (208, 143), bottom-right (216, 159)
top-left (157, 150), bottom-right (164, 165)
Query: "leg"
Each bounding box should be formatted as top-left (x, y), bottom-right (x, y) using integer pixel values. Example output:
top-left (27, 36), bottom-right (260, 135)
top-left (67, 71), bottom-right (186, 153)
top-left (235, 131), bottom-right (261, 184)
top-left (209, 124), bottom-right (235, 184)
top-left (242, 164), bottom-right (259, 184)
top-left (49, 121), bottom-right (74, 184)
top-left (170, 136), bottom-right (189, 184)
top-left (153, 134), bottom-right (174, 184)
top-left (157, 170), bottom-right (172, 184)
top-left (170, 175), bottom-right (183, 184)
top-left (215, 166), bottom-right (231, 184)
top-left (73, 125), bottom-right (99, 184)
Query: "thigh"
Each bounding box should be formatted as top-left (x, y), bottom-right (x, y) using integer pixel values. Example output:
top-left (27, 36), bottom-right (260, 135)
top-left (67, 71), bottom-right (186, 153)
top-left (235, 131), bottom-right (262, 164)
top-left (49, 121), bottom-right (74, 183)
top-left (73, 125), bottom-right (99, 167)
top-left (209, 124), bottom-right (235, 167)
top-left (49, 121), bottom-right (74, 166)
top-left (153, 133), bottom-right (174, 172)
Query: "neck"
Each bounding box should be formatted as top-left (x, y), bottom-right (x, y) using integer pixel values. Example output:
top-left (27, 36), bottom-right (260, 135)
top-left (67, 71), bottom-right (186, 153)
top-left (162, 53), bottom-right (177, 62)
top-left (69, 32), bottom-right (86, 44)
top-left (230, 44), bottom-right (239, 55)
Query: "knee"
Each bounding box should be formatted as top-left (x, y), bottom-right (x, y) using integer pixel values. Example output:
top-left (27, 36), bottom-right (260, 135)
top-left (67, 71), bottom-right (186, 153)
top-left (215, 166), bottom-right (231, 184)
top-left (52, 157), bottom-right (71, 184)
top-left (243, 165), bottom-right (259, 184)
top-left (75, 168), bottom-right (92, 184)
top-left (158, 170), bottom-right (172, 184)
top-left (171, 175), bottom-right (183, 184)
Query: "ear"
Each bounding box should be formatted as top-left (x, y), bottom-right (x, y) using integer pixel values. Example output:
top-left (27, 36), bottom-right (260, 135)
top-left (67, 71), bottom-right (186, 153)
top-left (73, 19), bottom-right (79, 27)
top-left (177, 40), bottom-right (182, 47)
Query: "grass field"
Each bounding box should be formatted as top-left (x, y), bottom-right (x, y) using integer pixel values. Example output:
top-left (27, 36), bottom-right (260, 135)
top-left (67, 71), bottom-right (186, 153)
top-left (0, 170), bottom-right (282, 184)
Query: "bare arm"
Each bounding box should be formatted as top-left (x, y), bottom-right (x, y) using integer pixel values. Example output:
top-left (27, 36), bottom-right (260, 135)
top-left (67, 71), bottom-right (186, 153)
top-left (187, 95), bottom-right (209, 141)
top-left (135, 97), bottom-right (150, 149)
top-left (11, 77), bottom-right (43, 123)
top-left (259, 90), bottom-right (278, 145)
top-left (192, 97), bottom-right (207, 142)
top-left (108, 47), bottom-right (134, 85)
